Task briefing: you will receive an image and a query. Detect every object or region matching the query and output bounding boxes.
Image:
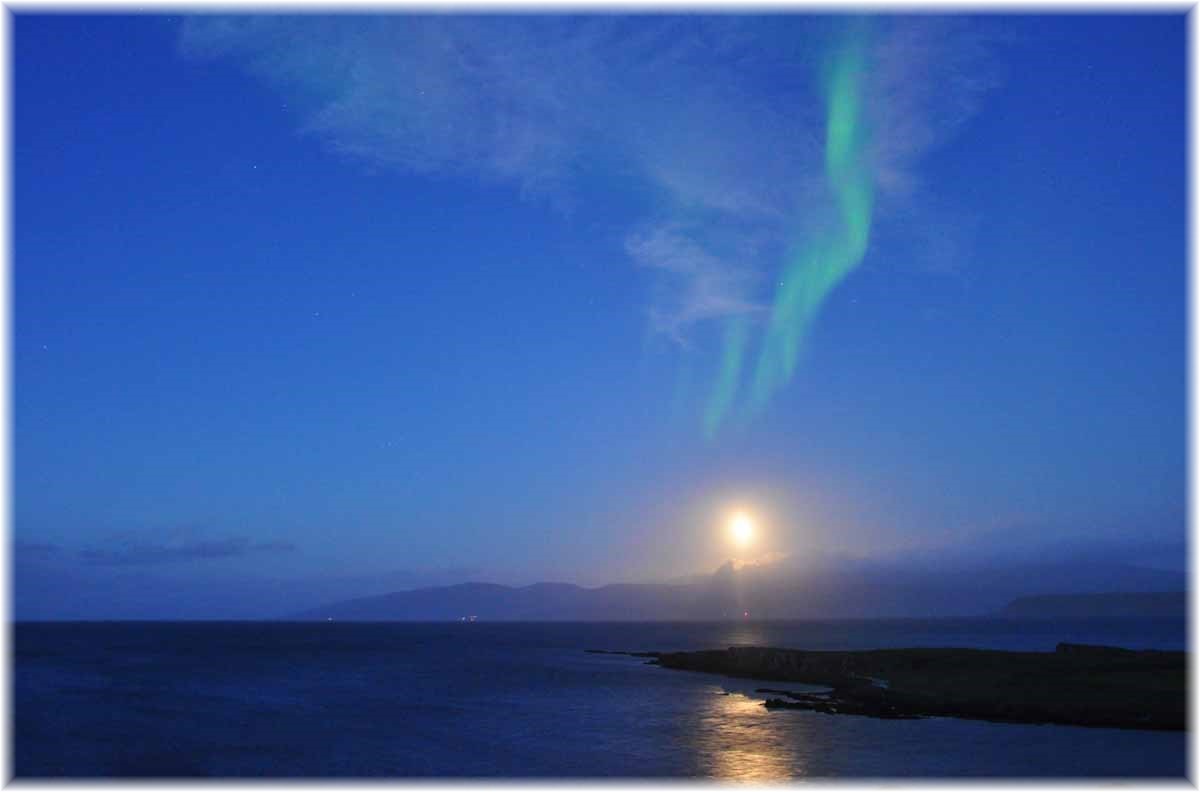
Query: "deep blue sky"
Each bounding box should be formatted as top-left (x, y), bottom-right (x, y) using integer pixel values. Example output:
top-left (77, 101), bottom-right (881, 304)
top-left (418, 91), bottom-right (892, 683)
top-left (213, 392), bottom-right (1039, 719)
top-left (13, 13), bottom-right (1186, 618)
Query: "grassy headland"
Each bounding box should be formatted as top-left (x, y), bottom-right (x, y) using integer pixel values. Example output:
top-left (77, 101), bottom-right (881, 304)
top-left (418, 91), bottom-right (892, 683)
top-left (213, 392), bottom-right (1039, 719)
top-left (649, 643), bottom-right (1184, 730)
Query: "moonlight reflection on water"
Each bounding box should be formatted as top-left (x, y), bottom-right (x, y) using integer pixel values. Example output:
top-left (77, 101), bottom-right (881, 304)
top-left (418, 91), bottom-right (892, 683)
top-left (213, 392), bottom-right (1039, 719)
top-left (694, 688), bottom-right (805, 781)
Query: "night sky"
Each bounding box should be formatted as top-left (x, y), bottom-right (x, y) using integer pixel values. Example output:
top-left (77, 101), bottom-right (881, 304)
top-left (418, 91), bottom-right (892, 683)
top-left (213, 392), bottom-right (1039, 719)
top-left (14, 13), bottom-right (1186, 618)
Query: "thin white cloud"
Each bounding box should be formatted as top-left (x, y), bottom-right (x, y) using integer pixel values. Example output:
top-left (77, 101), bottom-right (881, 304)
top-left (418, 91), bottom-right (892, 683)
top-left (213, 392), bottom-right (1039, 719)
top-left (80, 536), bottom-right (297, 566)
top-left (867, 16), bottom-right (1004, 201)
top-left (180, 15), bottom-right (998, 341)
top-left (626, 224), bottom-right (767, 345)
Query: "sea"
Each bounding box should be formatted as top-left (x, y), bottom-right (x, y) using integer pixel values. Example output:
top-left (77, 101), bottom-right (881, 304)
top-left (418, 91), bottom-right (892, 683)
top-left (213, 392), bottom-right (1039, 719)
top-left (13, 619), bottom-right (1188, 779)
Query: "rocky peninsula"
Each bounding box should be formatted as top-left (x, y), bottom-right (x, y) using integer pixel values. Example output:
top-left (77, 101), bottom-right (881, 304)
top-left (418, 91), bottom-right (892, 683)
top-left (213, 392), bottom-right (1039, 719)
top-left (644, 643), bottom-right (1185, 731)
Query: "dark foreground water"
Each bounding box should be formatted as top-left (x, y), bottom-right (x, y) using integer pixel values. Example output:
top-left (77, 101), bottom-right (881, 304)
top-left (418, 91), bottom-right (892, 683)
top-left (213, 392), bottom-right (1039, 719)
top-left (14, 619), bottom-right (1187, 778)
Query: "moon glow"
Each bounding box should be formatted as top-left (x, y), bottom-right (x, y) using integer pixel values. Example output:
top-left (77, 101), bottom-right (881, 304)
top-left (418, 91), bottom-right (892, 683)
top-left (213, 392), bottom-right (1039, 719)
top-left (729, 512), bottom-right (755, 549)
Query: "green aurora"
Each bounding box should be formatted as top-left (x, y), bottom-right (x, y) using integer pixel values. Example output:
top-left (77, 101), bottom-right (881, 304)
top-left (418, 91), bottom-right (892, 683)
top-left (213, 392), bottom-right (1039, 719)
top-left (704, 30), bottom-right (874, 437)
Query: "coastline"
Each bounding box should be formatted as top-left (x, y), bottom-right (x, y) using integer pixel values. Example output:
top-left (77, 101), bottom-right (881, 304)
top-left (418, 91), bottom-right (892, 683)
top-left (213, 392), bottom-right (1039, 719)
top-left (638, 642), bottom-right (1185, 731)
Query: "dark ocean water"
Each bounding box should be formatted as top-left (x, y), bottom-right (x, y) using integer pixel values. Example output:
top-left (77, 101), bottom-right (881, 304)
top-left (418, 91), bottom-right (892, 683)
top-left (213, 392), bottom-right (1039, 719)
top-left (13, 619), bottom-right (1188, 778)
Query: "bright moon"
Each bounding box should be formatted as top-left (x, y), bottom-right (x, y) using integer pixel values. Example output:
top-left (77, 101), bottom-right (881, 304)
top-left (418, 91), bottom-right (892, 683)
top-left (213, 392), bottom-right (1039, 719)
top-left (729, 512), bottom-right (755, 548)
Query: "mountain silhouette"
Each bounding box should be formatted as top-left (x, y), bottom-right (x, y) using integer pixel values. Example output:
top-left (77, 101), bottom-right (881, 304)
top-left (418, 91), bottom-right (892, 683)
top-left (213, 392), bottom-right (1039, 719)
top-left (294, 556), bottom-right (1185, 621)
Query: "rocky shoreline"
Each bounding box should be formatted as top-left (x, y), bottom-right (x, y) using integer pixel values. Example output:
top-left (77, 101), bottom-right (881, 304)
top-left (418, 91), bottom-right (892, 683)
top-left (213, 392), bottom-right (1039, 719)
top-left (626, 643), bottom-right (1185, 731)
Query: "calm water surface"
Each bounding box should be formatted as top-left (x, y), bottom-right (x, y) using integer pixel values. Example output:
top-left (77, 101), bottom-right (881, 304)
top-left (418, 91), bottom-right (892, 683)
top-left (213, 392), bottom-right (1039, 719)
top-left (13, 619), bottom-right (1187, 778)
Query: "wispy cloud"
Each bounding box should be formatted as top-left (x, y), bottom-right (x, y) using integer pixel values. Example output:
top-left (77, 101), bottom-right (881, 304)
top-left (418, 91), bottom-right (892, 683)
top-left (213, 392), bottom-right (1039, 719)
top-left (180, 15), bottom-right (998, 372)
top-left (866, 17), bottom-right (1002, 200)
top-left (626, 224), bottom-right (767, 345)
top-left (80, 536), bottom-right (296, 566)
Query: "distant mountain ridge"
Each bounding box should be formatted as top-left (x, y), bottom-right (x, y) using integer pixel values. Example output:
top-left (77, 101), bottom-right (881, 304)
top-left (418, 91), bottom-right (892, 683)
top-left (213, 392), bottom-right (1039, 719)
top-left (294, 558), bottom-right (1186, 621)
top-left (296, 581), bottom-right (703, 621)
top-left (999, 591), bottom-right (1186, 621)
